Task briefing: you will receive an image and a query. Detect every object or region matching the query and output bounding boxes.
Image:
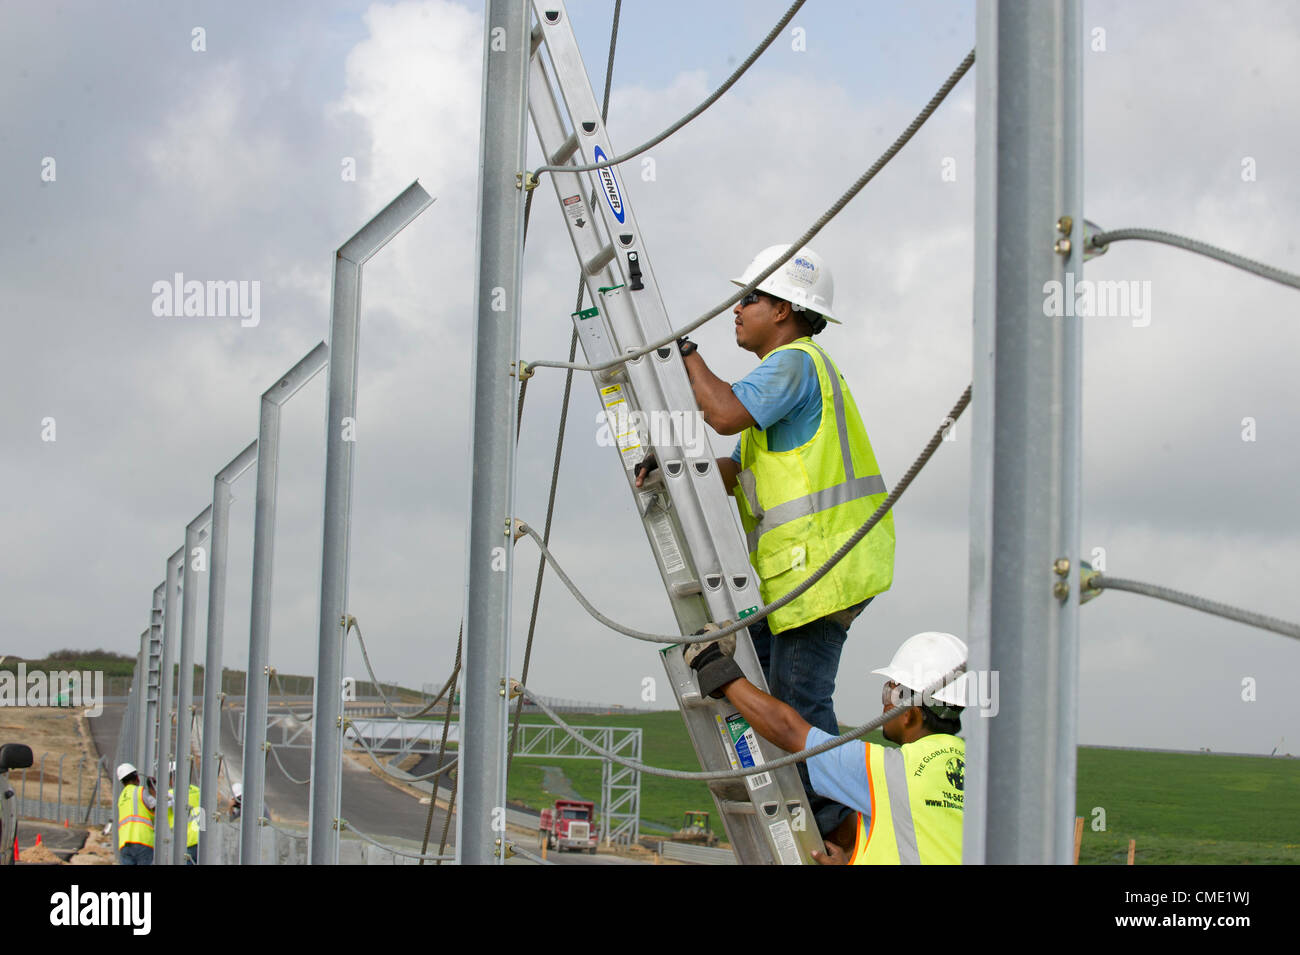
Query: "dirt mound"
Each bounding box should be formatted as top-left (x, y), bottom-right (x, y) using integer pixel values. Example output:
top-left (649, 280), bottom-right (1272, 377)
top-left (69, 827), bottom-right (116, 865)
top-left (19, 843), bottom-right (64, 864)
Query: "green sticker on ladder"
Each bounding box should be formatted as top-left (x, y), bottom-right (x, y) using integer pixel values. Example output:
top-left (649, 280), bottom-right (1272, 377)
top-left (738, 606), bottom-right (759, 619)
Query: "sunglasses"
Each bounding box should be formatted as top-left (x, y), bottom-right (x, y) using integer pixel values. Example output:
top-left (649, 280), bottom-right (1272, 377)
top-left (738, 291), bottom-right (770, 308)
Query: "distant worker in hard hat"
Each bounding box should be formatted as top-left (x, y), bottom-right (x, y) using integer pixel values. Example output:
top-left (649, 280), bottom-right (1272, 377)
top-left (684, 631), bottom-right (970, 864)
top-left (636, 245), bottom-right (895, 840)
top-left (167, 761), bottom-right (202, 864)
top-left (115, 762), bottom-right (157, 865)
top-left (228, 782), bottom-right (243, 821)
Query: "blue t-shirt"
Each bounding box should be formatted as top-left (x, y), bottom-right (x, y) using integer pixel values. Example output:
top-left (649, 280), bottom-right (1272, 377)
top-left (805, 726), bottom-right (871, 820)
top-left (729, 348), bottom-right (822, 463)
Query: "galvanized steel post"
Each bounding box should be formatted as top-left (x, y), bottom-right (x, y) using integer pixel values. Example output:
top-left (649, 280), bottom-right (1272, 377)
top-left (143, 584), bottom-right (164, 778)
top-left (241, 343), bottom-right (328, 864)
top-left (965, 0), bottom-right (1083, 864)
top-left (173, 506), bottom-right (212, 864)
top-left (309, 183), bottom-right (434, 864)
top-left (457, 0), bottom-right (530, 866)
top-left (198, 440), bottom-right (258, 865)
top-left (153, 548), bottom-right (183, 865)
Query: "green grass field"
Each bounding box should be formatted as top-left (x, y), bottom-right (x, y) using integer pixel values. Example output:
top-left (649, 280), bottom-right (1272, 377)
top-left (503, 710), bottom-right (1300, 862)
top-left (1075, 747), bottom-right (1300, 864)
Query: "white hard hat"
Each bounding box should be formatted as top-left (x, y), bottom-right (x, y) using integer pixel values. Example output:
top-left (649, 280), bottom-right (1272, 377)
top-left (872, 632), bottom-right (973, 708)
top-left (731, 244), bottom-right (840, 324)
top-left (168, 761), bottom-right (176, 774)
top-left (116, 762), bottom-right (138, 782)
top-left (232, 783), bottom-right (243, 798)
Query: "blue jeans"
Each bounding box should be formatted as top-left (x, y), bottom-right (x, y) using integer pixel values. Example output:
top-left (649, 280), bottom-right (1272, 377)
top-left (119, 842), bottom-right (153, 865)
top-left (750, 598), bottom-right (870, 838)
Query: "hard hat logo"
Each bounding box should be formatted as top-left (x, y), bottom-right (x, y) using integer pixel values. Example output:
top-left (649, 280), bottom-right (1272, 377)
top-left (730, 244), bottom-right (841, 324)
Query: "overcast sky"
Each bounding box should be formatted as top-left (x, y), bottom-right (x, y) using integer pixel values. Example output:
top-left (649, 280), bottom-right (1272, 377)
top-left (4, 0), bottom-right (1297, 755)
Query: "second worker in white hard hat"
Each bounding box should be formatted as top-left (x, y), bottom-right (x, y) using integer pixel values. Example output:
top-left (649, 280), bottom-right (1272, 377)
top-left (684, 630), bottom-right (971, 863)
top-left (637, 244), bottom-right (896, 843)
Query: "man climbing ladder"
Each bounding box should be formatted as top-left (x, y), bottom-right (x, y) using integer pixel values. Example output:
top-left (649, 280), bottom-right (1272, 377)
top-left (640, 244), bottom-right (896, 844)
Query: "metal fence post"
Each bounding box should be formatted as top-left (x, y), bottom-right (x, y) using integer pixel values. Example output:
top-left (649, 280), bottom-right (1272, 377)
top-left (242, 343), bottom-right (328, 864)
top-left (308, 183), bottom-right (434, 864)
top-left (154, 547), bottom-right (184, 864)
top-left (965, 0), bottom-right (1083, 864)
top-left (199, 440), bottom-right (258, 865)
top-left (457, 0), bottom-right (529, 868)
top-left (174, 506), bottom-right (213, 864)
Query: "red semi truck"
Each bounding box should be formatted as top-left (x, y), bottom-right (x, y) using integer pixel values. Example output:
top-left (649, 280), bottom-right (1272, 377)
top-left (538, 799), bottom-right (599, 854)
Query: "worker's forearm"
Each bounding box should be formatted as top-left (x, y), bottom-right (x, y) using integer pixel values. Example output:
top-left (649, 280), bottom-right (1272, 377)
top-left (682, 353), bottom-right (752, 434)
top-left (721, 677), bottom-right (811, 755)
top-left (717, 457), bottom-right (740, 496)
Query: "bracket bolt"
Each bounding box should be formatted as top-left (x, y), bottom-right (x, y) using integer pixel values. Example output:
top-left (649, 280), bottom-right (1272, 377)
top-left (1053, 558), bottom-right (1070, 576)
top-left (1057, 215), bottom-right (1073, 234)
top-left (1054, 238), bottom-right (1072, 255)
top-left (1053, 582), bottom-right (1069, 599)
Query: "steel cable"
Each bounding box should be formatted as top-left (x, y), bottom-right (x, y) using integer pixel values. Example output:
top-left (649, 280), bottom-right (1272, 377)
top-left (530, 0), bottom-right (803, 179)
top-left (523, 48), bottom-right (975, 375)
top-left (346, 616), bottom-right (453, 721)
top-left (337, 818), bottom-right (456, 861)
top-left (517, 663), bottom-right (967, 781)
top-left (266, 744), bottom-right (310, 786)
top-left (421, 628), bottom-right (463, 865)
top-left (347, 724), bottom-right (461, 783)
top-left (1088, 574), bottom-right (1300, 640)
top-left (518, 384), bottom-right (970, 643)
top-left (1088, 228), bottom-right (1300, 292)
top-left (271, 668), bottom-right (313, 722)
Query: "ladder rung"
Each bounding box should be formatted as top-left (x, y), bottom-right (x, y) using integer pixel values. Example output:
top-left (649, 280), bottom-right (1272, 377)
top-left (549, 131), bottom-right (580, 166)
top-left (717, 799), bottom-right (756, 816)
top-left (584, 243), bottom-right (616, 275)
top-left (530, 24), bottom-right (544, 55)
top-left (670, 580), bottom-right (702, 597)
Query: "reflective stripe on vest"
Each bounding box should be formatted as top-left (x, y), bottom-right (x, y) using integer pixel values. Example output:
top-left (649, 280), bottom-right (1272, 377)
top-left (735, 338), bottom-right (895, 632)
top-left (854, 735), bottom-right (964, 865)
top-left (117, 783), bottom-right (155, 850)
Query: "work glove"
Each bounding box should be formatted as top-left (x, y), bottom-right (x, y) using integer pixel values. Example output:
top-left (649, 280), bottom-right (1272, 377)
top-left (676, 336), bottom-right (698, 358)
top-left (633, 452), bottom-right (659, 488)
top-left (683, 627), bottom-right (743, 700)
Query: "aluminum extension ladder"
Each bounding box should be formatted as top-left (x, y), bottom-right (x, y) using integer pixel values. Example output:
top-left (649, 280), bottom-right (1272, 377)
top-left (527, 0), bottom-right (821, 865)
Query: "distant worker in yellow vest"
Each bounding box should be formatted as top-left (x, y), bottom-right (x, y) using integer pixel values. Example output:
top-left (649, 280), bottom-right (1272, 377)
top-left (636, 244), bottom-right (895, 840)
top-left (685, 630), bottom-right (970, 863)
top-left (167, 761), bottom-right (202, 864)
top-left (116, 762), bottom-right (156, 865)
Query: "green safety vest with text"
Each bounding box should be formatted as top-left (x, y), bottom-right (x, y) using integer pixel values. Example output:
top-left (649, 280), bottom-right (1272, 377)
top-left (849, 734), bottom-right (964, 865)
top-left (735, 338), bottom-right (895, 633)
top-left (117, 783), bottom-right (154, 850)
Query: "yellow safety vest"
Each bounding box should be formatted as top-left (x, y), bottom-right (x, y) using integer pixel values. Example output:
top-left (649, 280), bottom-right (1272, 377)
top-left (848, 734), bottom-right (964, 865)
top-left (117, 783), bottom-right (154, 850)
top-left (167, 785), bottom-right (202, 847)
top-left (735, 339), bottom-right (895, 633)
